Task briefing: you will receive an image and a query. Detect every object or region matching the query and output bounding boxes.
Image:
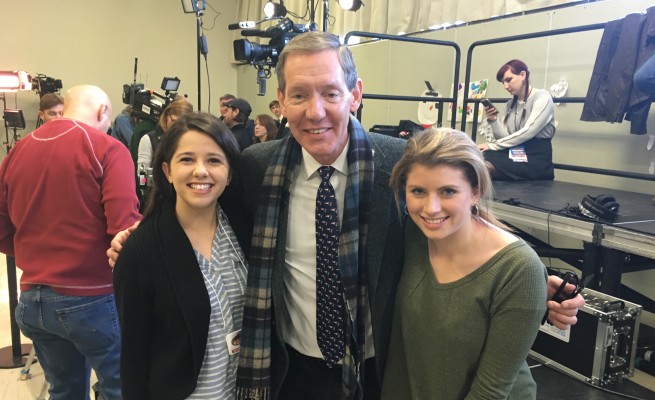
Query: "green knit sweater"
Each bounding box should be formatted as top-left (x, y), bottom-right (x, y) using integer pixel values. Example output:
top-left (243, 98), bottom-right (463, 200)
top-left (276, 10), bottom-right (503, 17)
top-left (381, 221), bottom-right (547, 400)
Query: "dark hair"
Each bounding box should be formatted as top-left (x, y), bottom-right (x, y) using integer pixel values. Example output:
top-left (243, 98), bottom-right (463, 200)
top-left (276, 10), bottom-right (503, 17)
top-left (268, 100), bottom-right (279, 109)
top-left (254, 114), bottom-right (278, 142)
top-left (39, 93), bottom-right (64, 111)
top-left (496, 59), bottom-right (530, 127)
top-left (142, 112), bottom-right (240, 220)
top-left (228, 106), bottom-right (250, 124)
top-left (390, 127), bottom-right (508, 230)
top-left (220, 94), bottom-right (236, 103)
top-left (231, 108), bottom-right (249, 124)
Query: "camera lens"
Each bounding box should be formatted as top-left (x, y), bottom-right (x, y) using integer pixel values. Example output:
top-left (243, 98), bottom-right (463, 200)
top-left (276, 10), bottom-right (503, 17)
top-left (233, 39), bottom-right (274, 63)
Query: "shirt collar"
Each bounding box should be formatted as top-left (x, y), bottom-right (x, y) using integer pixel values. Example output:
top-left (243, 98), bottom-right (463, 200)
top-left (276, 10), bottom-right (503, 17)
top-left (301, 140), bottom-right (350, 180)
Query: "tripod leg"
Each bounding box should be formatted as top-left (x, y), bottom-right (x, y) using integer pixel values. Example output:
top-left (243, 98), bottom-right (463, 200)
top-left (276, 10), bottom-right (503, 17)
top-left (19, 346), bottom-right (37, 380)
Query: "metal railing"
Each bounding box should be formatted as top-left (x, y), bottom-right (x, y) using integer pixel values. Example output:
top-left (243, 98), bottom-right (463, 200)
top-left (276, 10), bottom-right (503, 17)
top-left (345, 31), bottom-right (461, 128)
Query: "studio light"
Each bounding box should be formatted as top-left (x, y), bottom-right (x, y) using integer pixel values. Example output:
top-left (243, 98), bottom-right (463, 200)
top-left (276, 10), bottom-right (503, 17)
top-left (0, 71), bottom-right (32, 92)
top-left (264, 1), bottom-right (287, 19)
top-left (338, 0), bottom-right (363, 12)
top-left (181, 0), bottom-right (206, 14)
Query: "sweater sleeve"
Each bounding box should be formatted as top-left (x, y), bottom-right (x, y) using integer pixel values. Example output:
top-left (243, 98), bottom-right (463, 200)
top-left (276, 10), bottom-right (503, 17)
top-left (0, 151), bottom-right (15, 255)
top-left (101, 143), bottom-right (141, 236)
top-left (113, 236), bottom-right (153, 399)
top-left (464, 246), bottom-right (547, 399)
top-left (487, 91), bottom-right (554, 150)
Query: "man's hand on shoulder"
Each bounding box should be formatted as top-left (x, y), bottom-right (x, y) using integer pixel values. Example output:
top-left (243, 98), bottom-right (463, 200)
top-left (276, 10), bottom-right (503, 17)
top-left (107, 221), bottom-right (139, 268)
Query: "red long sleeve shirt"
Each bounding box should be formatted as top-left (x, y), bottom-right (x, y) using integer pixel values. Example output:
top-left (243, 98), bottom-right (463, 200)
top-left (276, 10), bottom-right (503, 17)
top-left (0, 119), bottom-right (141, 295)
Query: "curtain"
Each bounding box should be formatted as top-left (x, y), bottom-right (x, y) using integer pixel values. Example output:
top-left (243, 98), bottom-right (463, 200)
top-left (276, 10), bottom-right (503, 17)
top-left (237, 0), bottom-right (588, 37)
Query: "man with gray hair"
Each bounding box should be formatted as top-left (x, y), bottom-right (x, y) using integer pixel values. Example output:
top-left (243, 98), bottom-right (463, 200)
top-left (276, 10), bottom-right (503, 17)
top-left (235, 31), bottom-right (585, 400)
top-left (0, 85), bottom-right (140, 400)
top-left (108, 31), bottom-right (584, 400)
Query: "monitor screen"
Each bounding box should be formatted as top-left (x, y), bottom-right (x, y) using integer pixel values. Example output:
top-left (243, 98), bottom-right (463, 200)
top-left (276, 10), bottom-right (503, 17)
top-left (161, 77), bottom-right (180, 92)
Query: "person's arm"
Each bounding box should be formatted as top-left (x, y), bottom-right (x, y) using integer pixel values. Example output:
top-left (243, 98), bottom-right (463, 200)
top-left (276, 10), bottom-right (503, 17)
top-left (113, 238), bottom-right (153, 399)
top-left (487, 93), bottom-right (554, 150)
top-left (465, 256), bottom-right (547, 399)
top-left (107, 222), bottom-right (140, 268)
top-left (0, 154), bottom-right (15, 255)
top-left (101, 144), bottom-right (141, 237)
top-left (136, 135), bottom-right (153, 168)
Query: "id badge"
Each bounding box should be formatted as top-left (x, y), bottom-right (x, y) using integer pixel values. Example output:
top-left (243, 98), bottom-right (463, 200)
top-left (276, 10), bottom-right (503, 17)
top-left (226, 329), bottom-right (241, 355)
top-left (509, 145), bottom-right (528, 163)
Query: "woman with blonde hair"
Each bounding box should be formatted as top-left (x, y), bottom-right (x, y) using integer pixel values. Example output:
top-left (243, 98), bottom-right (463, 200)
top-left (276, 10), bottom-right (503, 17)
top-left (382, 127), bottom-right (547, 399)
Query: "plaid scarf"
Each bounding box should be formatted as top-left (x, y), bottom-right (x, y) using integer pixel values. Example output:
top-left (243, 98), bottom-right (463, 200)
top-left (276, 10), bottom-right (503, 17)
top-left (236, 117), bottom-right (375, 400)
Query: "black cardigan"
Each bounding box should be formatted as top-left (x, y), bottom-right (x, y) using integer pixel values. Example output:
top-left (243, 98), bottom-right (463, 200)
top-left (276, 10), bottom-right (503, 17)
top-left (113, 200), bottom-right (250, 399)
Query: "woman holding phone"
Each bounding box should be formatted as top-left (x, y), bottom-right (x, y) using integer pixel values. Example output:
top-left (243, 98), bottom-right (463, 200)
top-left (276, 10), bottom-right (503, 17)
top-left (479, 59), bottom-right (556, 180)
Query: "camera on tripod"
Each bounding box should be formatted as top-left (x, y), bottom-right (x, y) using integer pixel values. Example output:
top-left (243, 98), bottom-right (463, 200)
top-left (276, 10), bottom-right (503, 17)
top-left (233, 18), bottom-right (313, 96)
top-left (233, 18), bottom-right (312, 67)
top-left (122, 77), bottom-right (181, 124)
top-left (31, 74), bottom-right (63, 97)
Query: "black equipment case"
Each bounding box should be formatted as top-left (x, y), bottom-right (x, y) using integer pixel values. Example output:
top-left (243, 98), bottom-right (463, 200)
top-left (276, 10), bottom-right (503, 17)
top-left (529, 288), bottom-right (642, 386)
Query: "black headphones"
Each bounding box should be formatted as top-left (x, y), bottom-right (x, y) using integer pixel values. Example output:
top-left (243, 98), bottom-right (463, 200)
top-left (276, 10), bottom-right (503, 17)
top-left (578, 194), bottom-right (620, 222)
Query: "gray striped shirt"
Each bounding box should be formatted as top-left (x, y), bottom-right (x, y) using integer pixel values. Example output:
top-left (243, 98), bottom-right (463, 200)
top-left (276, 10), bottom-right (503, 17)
top-left (188, 208), bottom-right (247, 399)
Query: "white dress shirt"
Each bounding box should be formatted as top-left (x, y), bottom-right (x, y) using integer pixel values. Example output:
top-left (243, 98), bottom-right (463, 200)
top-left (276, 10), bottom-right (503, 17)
top-left (278, 142), bottom-right (375, 361)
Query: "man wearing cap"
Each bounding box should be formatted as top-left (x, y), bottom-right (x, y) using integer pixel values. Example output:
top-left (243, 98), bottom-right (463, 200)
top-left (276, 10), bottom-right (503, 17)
top-left (224, 97), bottom-right (254, 151)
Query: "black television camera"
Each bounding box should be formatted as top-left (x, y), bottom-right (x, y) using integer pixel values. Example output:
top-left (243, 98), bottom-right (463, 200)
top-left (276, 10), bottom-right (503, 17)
top-left (122, 77), bottom-right (181, 124)
top-left (32, 74), bottom-right (62, 97)
top-left (233, 18), bottom-right (311, 66)
top-left (233, 18), bottom-right (313, 95)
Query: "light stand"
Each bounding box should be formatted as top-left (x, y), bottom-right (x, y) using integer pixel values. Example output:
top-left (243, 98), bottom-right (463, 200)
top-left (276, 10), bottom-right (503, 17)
top-left (0, 255), bottom-right (30, 369)
top-left (1, 93), bottom-right (10, 153)
top-left (182, 0), bottom-right (207, 111)
top-left (1, 95), bottom-right (25, 153)
top-left (195, 10), bottom-right (203, 111)
top-left (308, 0), bottom-right (329, 32)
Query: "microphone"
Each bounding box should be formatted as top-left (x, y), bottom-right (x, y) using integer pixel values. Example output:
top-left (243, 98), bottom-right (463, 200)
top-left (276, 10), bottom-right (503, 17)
top-left (242, 27), bottom-right (284, 38)
top-left (228, 21), bottom-right (257, 30)
top-left (241, 29), bottom-right (270, 37)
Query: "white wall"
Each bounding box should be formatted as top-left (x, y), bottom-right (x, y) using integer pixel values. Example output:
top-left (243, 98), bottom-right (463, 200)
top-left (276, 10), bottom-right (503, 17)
top-left (0, 0), bottom-right (240, 162)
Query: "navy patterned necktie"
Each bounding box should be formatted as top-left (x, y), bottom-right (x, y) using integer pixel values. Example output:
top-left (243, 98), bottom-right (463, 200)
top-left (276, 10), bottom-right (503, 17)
top-left (315, 166), bottom-right (345, 367)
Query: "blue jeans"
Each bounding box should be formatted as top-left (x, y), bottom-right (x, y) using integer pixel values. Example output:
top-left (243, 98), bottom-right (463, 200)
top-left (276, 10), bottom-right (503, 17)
top-left (634, 54), bottom-right (655, 94)
top-left (15, 286), bottom-right (122, 400)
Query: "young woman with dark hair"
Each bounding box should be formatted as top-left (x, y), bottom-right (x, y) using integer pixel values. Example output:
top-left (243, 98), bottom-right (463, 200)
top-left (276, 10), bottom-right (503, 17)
top-left (114, 112), bottom-right (248, 400)
top-left (479, 59), bottom-right (556, 181)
